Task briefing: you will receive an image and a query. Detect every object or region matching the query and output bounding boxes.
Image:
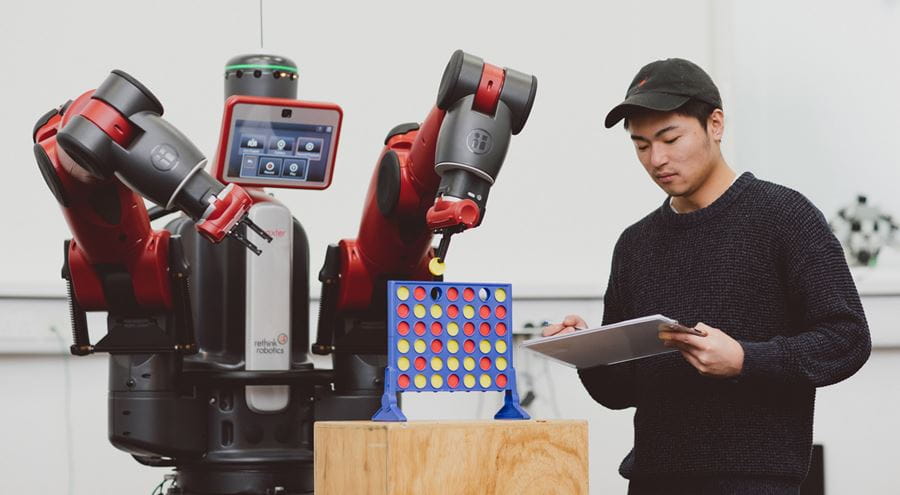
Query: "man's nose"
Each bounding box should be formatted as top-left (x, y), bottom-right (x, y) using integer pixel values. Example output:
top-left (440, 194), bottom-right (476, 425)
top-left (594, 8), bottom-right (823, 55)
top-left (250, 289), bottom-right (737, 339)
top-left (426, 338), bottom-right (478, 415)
top-left (650, 146), bottom-right (668, 168)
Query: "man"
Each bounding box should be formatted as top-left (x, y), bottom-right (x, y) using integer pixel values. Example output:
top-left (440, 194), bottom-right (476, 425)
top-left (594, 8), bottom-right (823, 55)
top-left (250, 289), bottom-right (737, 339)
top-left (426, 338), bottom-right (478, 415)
top-left (542, 58), bottom-right (871, 494)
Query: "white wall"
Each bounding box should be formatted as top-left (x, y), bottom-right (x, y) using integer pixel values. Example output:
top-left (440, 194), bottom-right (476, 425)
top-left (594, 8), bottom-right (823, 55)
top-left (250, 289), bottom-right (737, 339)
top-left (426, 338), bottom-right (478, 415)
top-left (1, 0), bottom-right (717, 297)
top-left (3, 1), bottom-right (900, 494)
top-left (726, 0), bottom-right (900, 224)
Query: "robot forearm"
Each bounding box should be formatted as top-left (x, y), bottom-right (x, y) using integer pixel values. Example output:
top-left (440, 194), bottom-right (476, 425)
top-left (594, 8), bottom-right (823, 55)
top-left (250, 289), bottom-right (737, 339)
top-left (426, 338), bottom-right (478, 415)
top-left (35, 70), bottom-right (271, 254)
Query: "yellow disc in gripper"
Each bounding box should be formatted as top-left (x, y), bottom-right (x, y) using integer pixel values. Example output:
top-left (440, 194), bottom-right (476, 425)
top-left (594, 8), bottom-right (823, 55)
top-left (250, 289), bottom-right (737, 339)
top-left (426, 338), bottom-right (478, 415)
top-left (429, 258), bottom-right (446, 277)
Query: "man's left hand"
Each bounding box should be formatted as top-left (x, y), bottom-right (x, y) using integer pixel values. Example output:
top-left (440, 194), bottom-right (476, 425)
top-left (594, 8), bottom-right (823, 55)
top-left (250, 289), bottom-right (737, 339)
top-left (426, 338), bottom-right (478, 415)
top-left (658, 322), bottom-right (744, 378)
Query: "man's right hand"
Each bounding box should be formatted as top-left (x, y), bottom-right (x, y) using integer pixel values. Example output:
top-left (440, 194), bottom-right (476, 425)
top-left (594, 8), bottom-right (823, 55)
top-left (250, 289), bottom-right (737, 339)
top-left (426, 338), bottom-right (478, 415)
top-left (542, 314), bottom-right (589, 337)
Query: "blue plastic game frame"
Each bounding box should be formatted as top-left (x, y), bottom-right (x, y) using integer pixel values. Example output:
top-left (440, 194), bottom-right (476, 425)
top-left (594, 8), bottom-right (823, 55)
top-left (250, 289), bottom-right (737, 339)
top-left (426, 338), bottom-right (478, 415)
top-left (372, 280), bottom-right (530, 422)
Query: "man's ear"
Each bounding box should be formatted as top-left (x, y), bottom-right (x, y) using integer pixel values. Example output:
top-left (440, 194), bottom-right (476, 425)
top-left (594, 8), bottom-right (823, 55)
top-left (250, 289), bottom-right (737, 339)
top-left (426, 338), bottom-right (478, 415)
top-left (708, 108), bottom-right (725, 143)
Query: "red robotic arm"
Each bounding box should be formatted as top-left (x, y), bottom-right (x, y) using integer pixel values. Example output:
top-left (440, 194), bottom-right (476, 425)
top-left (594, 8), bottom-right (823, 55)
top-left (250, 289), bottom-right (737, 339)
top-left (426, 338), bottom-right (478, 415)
top-left (314, 51), bottom-right (536, 356)
top-left (33, 70), bottom-right (270, 354)
top-left (333, 50), bottom-right (536, 312)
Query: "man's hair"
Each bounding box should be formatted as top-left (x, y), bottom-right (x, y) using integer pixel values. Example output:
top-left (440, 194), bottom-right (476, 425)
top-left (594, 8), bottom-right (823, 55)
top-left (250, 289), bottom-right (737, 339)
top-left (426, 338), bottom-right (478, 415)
top-left (623, 98), bottom-right (721, 131)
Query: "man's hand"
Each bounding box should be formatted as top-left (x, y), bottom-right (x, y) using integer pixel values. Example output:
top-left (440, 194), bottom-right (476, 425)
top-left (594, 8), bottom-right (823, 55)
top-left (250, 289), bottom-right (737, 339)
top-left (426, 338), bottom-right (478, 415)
top-left (542, 314), bottom-right (588, 337)
top-left (658, 322), bottom-right (744, 378)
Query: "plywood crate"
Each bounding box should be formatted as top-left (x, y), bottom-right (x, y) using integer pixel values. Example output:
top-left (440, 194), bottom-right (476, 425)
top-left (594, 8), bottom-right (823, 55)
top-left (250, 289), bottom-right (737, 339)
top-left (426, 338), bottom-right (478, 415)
top-left (314, 419), bottom-right (588, 495)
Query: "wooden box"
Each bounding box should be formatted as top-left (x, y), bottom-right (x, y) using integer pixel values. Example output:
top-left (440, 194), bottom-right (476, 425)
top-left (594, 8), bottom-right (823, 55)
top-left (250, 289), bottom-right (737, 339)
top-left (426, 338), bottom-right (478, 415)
top-left (314, 420), bottom-right (588, 495)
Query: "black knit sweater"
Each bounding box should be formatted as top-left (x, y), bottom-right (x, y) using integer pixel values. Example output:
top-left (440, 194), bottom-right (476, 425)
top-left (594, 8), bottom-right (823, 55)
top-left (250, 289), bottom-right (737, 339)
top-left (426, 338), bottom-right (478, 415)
top-left (578, 172), bottom-right (871, 482)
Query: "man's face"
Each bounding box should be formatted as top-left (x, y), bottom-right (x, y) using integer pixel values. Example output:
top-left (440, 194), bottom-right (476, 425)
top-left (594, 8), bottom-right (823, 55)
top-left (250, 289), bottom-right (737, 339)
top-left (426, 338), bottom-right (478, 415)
top-left (626, 111), bottom-right (720, 197)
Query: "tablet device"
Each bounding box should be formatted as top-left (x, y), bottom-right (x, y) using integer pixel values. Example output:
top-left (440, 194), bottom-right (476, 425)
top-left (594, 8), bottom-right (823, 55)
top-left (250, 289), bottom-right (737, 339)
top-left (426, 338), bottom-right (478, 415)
top-left (214, 95), bottom-right (342, 189)
top-left (520, 314), bottom-right (678, 368)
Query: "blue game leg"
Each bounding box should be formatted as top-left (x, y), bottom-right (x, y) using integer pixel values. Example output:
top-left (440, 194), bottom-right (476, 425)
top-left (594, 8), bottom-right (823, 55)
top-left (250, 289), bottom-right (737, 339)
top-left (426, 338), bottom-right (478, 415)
top-left (372, 368), bottom-right (407, 422)
top-left (494, 376), bottom-right (530, 420)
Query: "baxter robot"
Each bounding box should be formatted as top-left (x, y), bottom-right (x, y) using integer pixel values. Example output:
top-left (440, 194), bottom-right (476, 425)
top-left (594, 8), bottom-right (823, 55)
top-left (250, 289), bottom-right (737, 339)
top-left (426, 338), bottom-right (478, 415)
top-left (32, 50), bottom-right (536, 495)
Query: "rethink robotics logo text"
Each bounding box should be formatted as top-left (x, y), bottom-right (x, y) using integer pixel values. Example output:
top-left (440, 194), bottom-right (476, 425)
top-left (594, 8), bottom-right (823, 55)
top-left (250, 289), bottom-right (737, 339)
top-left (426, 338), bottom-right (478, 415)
top-left (255, 333), bottom-right (289, 354)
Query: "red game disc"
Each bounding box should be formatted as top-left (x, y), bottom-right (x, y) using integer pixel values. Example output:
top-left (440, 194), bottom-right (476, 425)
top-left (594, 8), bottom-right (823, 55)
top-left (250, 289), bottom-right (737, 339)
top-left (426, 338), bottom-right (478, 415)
top-left (447, 287), bottom-right (459, 300)
top-left (414, 357), bottom-right (426, 371)
top-left (495, 322), bottom-right (507, 336)
top-left (431, 322), bottom-right (443, 336)
top-left (398, 304), bottom-right (409, 318)
top-left (495, 305), bottom-right (507, 318)
top-left (398, 374), bottom-right (410, 388)
top-left (480, 357), bottom-right (492, 370)
top-left (479, 305), bottom-right (491, 319)
top-left (496, 374), bottom-right (508, 388)
top-left (464, 339), bottom-right (475, 353)
top-left (448, 374), bottom-right (460, 388)
top-left (447, 305), bottom-right (459, 318)
top-left (463, 322), bottom-right (475, 336)
top-left (463, 288), bottom-right (475, 301)
top-left (414, 286), bottom-right (426, 300)
top-left (480, 322), bottom-right (491, 336)
top-left (397, 321), bottom-right (410, 335)
top-left (431, 340), bottom-right (443, 353)
top-left (414, 321), bottom-right (426, 336)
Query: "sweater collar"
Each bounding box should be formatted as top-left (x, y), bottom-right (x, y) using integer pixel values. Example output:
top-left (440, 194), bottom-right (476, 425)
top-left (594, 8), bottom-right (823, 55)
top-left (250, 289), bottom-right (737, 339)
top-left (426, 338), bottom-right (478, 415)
top-left (658, 171), bottom-right (755, 228)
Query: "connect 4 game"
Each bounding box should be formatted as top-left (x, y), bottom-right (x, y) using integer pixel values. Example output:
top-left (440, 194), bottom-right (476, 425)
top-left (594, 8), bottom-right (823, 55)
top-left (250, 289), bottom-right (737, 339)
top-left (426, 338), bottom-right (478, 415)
top-left (372, 280), bottom-right (530, 422)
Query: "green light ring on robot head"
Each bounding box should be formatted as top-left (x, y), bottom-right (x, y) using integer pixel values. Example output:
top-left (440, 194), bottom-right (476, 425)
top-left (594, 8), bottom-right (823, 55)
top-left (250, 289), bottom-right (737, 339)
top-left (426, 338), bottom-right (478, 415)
top-left (225, 64), bottom-right (298, 73)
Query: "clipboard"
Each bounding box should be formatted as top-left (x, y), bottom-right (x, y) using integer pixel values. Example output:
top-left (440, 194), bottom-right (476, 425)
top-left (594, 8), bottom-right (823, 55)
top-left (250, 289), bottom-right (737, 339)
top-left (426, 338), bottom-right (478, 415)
top-left (520, 314), bottom-right (678, 368)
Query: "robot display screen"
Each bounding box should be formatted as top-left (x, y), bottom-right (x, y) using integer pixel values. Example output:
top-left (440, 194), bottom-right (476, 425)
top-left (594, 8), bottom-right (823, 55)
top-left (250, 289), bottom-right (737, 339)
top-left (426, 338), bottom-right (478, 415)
top-left (222, 102), bottom-right (341, 189)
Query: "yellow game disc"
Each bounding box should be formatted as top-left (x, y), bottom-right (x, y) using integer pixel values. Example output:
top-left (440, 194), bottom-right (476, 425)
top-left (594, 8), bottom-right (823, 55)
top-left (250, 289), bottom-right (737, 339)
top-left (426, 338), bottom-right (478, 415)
top-left (464, 374), bottom-right (476, 389)
top-left (463, 356), bottom-right (475, 371)
top-left (447, 339), bottom-right (459, 353)
top-left (494, 288), bottom-right (507, 302)
top-left (495, 340), bottom-right (507, 353)
top-left (480, 374), bottom-right (492, 388)
top-left (397, 339), bottom-right (410, 353)
top-left (430, 304), bottom-right (443, 318)
top-left (428, 257), bottom-right (446, 277)
top-left (414, 304), bottom-right (426, 319)
top-left (396, 286), bottom-right (410, 301)
top-left (414, 374), bottom-right (426, 389)
top-left (447, 356), bottom-right (460, 370)
top-left (431, 374), bottom-right (444, 388)
top-left (414, 339), bottom-right (426, 353)
top-left (397, 356), bottom-right (410, 371)
top-left (463, 305), bottom-right (475, 319)
top-left (496, 357), bottom-right (508, 371)
top-left (431, 357), bottom-right (443, 371)
top-left (447, 322), bottom-right (459, 336)
top-left (479, 340), bottom-right (491, 353)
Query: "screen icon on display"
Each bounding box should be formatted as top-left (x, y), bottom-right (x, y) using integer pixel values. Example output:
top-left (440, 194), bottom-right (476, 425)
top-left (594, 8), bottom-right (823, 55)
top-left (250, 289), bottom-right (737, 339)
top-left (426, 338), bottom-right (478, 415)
top-left (268, 136), bottom-right (295, 154)
top-left (282, 158), bottom-right (308, 179)
top-left (296, 138), bottom-right (323, 155)
top-left (258, 157), bottom-right (283, 176)
top-left (241, 135), bottom-right (265, 150)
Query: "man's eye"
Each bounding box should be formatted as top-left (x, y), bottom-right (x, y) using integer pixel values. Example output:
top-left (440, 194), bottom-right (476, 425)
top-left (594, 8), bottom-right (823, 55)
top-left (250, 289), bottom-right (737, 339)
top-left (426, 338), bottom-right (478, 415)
top-left (637, 145), bottom-right (649, 151)
top-left (664, 136), bottom-right (680, 144)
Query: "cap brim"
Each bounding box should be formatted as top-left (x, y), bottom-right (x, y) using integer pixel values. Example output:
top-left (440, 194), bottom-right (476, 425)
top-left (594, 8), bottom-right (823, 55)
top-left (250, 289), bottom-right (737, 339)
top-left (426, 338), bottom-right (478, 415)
top-left (604, 92), bottom-right (690, 128)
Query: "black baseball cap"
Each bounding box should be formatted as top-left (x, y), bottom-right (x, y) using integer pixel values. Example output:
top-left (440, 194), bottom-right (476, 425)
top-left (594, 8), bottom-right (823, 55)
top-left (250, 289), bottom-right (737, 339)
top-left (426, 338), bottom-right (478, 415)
top-left (604, 58), bottom-right (722, 128)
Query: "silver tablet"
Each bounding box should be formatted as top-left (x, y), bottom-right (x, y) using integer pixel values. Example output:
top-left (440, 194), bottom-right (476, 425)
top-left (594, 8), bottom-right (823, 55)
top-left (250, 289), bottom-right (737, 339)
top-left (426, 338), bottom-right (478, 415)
top-left (520, 314), bottom-right (678, 368)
